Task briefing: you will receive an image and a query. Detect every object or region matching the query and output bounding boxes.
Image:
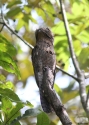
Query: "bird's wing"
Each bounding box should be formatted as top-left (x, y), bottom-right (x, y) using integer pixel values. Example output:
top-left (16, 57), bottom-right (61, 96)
top-left (32, 46), bottom-right (43, 87)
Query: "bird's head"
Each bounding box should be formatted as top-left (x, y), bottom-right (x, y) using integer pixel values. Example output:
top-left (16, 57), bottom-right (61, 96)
top-left (35, 28), bottom-right (54, 42)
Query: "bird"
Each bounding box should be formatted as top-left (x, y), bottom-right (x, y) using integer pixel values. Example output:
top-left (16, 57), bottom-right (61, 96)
top-left (32, 28), bottom-right (56, 113)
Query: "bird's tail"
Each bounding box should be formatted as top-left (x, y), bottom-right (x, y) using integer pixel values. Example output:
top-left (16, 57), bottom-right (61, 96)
top-left (39, 89), bottom-right (53, 113)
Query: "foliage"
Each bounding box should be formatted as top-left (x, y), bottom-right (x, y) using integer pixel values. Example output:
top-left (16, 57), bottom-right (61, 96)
top-left (0, 73), bottom-right (34, 125)
top-left (0, 0), bottom-right (89, 124)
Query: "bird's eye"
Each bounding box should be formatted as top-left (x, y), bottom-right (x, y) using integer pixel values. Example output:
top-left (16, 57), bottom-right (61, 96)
top-left (46, 28), bottom-right (50, 31)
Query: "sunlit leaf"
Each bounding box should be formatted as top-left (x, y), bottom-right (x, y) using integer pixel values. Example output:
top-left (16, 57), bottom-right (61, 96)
top-left (0, 81), bottom-right (14, 90)
top-left (78, 47), bottom-right (89, 71)
top-left (75, 22), bottom-right (89, 35)
top-left (7, 0), bottom-right (22, 8)
top-left (54, 84), bottom-right (62, 97)
top-left (37, 112), bottom-right (50, 125)
top-left (6, 103), bottom-right (23, 124)
top-left (53, 36), bottom-right (69, 70)
top-left (24, 5), bottom-right (31, 14)
top-left (72, 1), bottom-right (84, 16)
top-left (0, 52), bottom-right (20, 79)
top-left (35, 8), bottom-right (46, 21)
top-left (19, 58), bottom-right (34, 80)
top-left (0, 74), bottom-right (6, 82)
top-left (0, 60), bottom-right (17, 74)
top-left (5, 81), bottom-right (14, 89)
top-left (16, 18), bottom-right (25, 30)
top-left (73, 40), bottom-right (82, 56)
top-left (52, 22), bottom-right (66, 35)
top-left (76, 31), bottom-right (89, 43)
top-left (42, 1), bottom-right (55, 15)
top-left (29, 15), bottom-right (37, 24)
top-left (1, 97), bottom-right (13, 115)
top-left (63, 90), bottom-right (78, 103)
top-left (7, 7), bottom-right (22, 18)
top-left (0, 34), bottom-right (17, 56)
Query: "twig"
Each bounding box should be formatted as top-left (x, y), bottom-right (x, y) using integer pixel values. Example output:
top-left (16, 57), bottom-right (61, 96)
top-left (59, 0), bottom-right (81, 75)
top-left (86, 90), bottom-right (89, 113)
top-left (56, 65), bottom-right (78, 81)
top-left (59, 0), bottom-right (89, 118)
top-left (0, 24), bottom-right (4, 32)
top-left (1, 7), bottom-right (34, 49)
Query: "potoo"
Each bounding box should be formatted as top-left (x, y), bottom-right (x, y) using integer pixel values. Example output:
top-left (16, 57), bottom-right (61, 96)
top-left (32, 28), bottom-right (56, 113)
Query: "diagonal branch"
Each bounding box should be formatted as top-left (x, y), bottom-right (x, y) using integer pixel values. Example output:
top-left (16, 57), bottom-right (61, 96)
top-left (56, 65), bottom-right (78, 81)
top-left (59, 0), bottom-right (89, 118)
top-left (86, 90), bottom-right (89, 113)
top-left (59, 0), bottom-right (81, 75)
top-left (0, 6), bottom-right (34, 49)
top-left (43, 67), bottom-right (73, 125)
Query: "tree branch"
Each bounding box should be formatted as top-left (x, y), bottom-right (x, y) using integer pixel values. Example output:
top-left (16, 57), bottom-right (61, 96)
top-left (0, 23), bottom-right (4, 32)
top-left (59, 0), bottom-right (81, 75)
top-left (56, 65), bottom-right (78, 81)
top-left (0, 6), bottom-right (34, 49)
top-left (43, 67), bottom-right (73, 125)
top-left (59, 0), bottom-right (89, 118)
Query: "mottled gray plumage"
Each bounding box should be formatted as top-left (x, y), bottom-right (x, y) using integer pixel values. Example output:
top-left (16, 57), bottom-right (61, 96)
top-left (32, 28), bottom-right (56, 113)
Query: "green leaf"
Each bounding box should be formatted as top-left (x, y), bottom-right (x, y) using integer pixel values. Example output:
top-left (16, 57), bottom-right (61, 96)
top-left (23, 108), bottom-right (40, 117)
top-left (0, 34), bottom-right (17, 56)
top-left (72, 1), bottom-right (84, 16)
top-left (38, 1), bottom-right (56, 22)
top-left (78, 47), bottom-right (89, 71)
top-left (0, 34), bottom-right (20, 79)
top-left (52, 22), bottom-right (66, 35)
top-left (0, 52), bottom-right (20, 79)
top-left (5, 81), bottom-right (14, 89)
top-left (0, 88), bottom-right (20, 101)
top-left (35, 8), bottom-right (46, 21)
top-left (76, 31), bottom-right (89, 43)
top-left (6, 102), bottom-right (23, 124)
top-left (10, 108), bottom-right (40, 125)
top-left (54, 36), bottom-right (69, 70)
top-left (14, 121), bottom-right (21, 125)
top-left (0, 110), bottom-right (4, 123)
top-left (42, 1), bottom-right (55, 15)
top-left (16, 18), bottom-right (25, 30)
top-left (54, 84), bottom-right (62, 97)
top-left (24, 5), bottom-right (31, 14)
top-left (29, 15), bottom-right (37, 23)
top-left (1, 97), bottom-right (13, 115)
top-left (7, 7), bottom-right (22, 18)
top-left (63, 90), bottom-right (78, 103)
top-left (73, 40), bottom-right (82, 56)
top-left (0, 121), bottom-right (3, 124)
top-left (25, 101), bottom-right (34, 108)
top-left (37, 112), bottom-right (50, 125)
top-left (0, 81), bottom-right (14, 89)
top-left (7, 0), bottom-right (22, 8)
top-left (74, 22), bottom-right (89, 35)
top-left (0, 74), bottom-right (6, 82)
top-left (0, 51), bottom-right (15, 65)
top-left (0, 60), bottom-right (18, 75)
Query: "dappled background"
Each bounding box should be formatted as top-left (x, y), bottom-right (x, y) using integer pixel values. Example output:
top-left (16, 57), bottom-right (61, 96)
top-left (0, 0), bottom-right (89, 124)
